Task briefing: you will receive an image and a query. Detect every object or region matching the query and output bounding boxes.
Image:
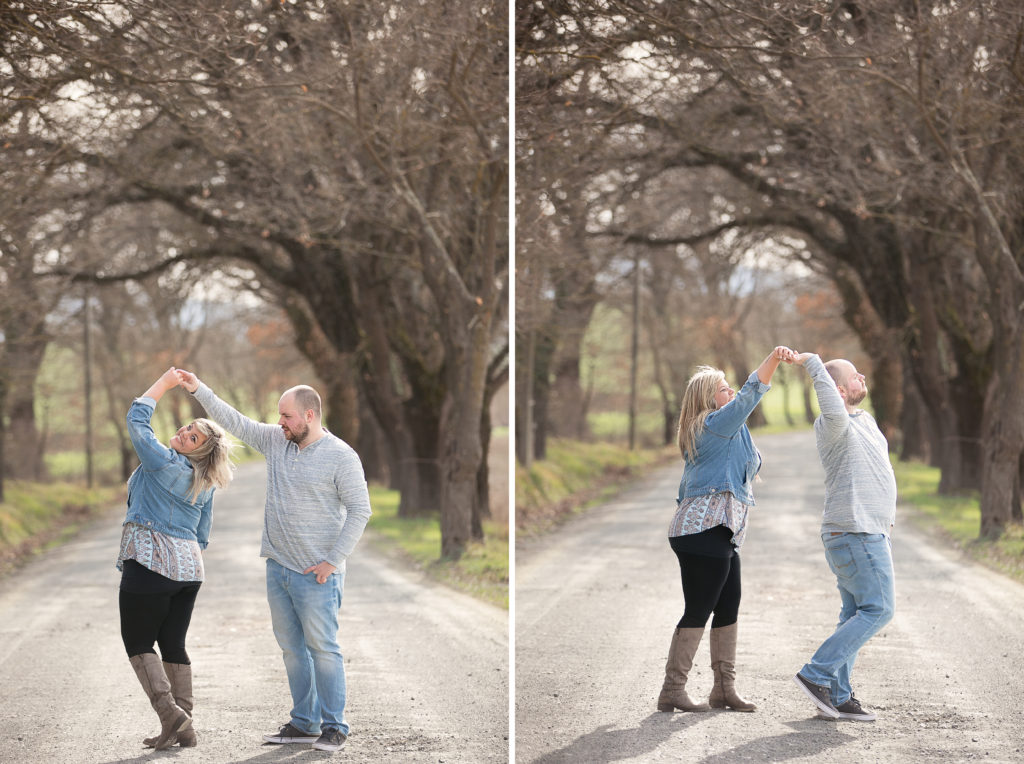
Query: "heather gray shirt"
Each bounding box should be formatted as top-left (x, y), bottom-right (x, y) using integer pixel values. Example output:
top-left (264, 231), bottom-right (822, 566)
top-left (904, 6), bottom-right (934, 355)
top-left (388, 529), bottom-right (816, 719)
top-left (806, 355), bottom-right (897, 535)
top-left (193, 383), bottom-right (372, 573)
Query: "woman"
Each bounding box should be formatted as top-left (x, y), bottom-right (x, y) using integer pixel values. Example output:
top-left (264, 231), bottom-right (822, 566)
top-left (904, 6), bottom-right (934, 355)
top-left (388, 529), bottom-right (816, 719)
top-left (657, 346), bottom-right (793, 714)
top-left (118, 367), bottom-right (234, 749)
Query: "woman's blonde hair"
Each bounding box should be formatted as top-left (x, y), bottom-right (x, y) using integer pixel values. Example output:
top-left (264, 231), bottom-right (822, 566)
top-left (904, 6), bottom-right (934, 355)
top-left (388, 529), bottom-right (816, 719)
top-left (183, 418), bottom-right (235, 503)
top-left (676, 366), bottom-right (726, 461)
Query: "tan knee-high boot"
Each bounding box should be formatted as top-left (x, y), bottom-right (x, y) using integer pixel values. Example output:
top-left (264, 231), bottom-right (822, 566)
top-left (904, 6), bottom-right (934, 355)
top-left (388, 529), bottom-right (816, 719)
top-left (144, 662), bottom-right (197, 748)
top-left (130, 653), bottom-right (192, 750)
top-left (657, 627), bottom-right (710, 712)
top-left (708, 623), bottom-right (756, 711)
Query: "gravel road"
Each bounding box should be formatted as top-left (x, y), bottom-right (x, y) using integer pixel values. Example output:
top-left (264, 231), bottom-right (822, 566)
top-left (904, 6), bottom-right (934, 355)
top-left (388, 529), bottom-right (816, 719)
top-left (0, 461), bottom-right (508, 763)
top-left (515, 430), bottom-right (1024, 763)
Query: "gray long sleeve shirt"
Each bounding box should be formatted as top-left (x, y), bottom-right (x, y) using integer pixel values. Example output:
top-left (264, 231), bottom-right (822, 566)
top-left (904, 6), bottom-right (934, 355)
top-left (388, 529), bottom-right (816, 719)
top-left (193, 383), bottom-right (372, 573)
top-left (806, 355), bottom-right (897, 535)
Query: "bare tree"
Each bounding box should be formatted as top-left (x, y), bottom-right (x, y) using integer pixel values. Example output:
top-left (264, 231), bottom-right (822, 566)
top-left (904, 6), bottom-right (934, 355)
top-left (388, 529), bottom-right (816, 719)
top-left (3, 0), bottom-right (508, 557)
top-left (516, 0), bottom-right (1024, 538)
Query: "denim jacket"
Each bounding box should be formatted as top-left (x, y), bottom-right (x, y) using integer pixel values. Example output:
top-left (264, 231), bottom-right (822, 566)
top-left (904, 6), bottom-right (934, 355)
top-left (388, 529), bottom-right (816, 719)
top-left (676, 371), bottom-right (770, 506)
top-left (123, 398), bottom-right (213, 548)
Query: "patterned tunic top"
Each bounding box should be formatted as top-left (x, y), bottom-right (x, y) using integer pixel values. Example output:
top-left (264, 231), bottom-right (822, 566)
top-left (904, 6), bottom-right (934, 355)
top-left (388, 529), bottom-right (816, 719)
top-left (668, 491), bottom-right (750, 549)
top-left (116, 522), bottom-right (205, 582)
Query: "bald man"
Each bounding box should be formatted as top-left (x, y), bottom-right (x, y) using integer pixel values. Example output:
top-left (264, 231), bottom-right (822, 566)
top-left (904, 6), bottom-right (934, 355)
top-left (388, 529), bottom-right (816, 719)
top-left (790, 353), bottom-right (896, 723)
top-left (177, 371), bottom-right (370, 753)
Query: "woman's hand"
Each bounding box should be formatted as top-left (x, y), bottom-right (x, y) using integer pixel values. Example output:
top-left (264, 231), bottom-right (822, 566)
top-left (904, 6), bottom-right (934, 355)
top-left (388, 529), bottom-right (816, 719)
top-left (757, 347), bottom-right (791, 384)
top-left (141, 367), bottom-right (181, 402)
top-left (159, 367), bottom-right (181, 390)
top-left (773, 346), bottom-right (796, 364)
top-left (175, 368), bottom-right (200, 393)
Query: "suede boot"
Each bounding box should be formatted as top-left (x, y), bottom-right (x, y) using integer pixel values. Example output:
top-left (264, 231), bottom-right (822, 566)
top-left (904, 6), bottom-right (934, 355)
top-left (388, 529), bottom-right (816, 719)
top-left (657, 627), bottom-right (710, 712)
top-left (708, 623), bottom-right (756, 711)
top-left (130, 653), bottom-right (192, 750)
top-left (144, 662), bottom-right (197, 748)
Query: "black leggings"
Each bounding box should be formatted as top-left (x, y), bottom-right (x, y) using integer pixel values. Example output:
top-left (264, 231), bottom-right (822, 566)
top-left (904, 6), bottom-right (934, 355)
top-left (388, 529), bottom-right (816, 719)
top-left (669, 527), bottom-right (742, 629)
top-left (119, 559), bottom-right (201, 664)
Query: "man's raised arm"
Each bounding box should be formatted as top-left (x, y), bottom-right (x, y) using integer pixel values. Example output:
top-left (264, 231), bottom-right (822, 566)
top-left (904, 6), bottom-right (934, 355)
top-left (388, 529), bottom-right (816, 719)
top-left (176, 368), bottom-right (278, 455)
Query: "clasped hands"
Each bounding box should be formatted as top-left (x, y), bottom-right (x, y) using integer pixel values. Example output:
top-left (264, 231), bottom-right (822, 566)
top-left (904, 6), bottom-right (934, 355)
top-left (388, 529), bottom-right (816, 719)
top-left (153, 366), bottom-right (201, 393)
top-left (773, 347), bottom-right (814, 365)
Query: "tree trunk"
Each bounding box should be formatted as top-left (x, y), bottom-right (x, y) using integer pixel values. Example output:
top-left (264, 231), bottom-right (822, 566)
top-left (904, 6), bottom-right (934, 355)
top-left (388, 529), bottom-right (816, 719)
top-left (828, 260), bottom-right (903, 447)
top-left (902, 251), bottom-right (979, 492)
top-left (403, 393), bottom-right (443, 516)
top-left (0, 377), bottom-right (6, 502)
top-left (438, 306), bottom-right (492, 558)
top-left (320, 356), bottom-right (360, 447)
top-left (548, 284), bottom-right (598, 440)
top-left (355, 408), bottom-right (389, 485)
top-left (474, 366), bottom-right (508, 534)
top-left (3, 328), bottom-right (48, 481)
top-left (899, 373), bottom-right (933, 463)
top-left (978, 324), bottom-right (1024, 538)
top-left (801, 375), bottom-right (816, 424)
top-left (1013, 451), bottom-right (1023, 523)
top-left (516, 327), bottom-right (555, 463)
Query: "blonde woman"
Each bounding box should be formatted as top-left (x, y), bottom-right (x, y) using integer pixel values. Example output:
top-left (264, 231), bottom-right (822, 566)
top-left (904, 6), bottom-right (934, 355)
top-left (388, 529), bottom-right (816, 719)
top-left (658, 347), bottom-right (793, 714)
top-left (117, 367), bottom-right (234, 750)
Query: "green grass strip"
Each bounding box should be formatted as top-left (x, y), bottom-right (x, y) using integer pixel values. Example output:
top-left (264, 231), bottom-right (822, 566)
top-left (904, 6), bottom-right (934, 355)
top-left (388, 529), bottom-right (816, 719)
top-left (515, 438), bottom-right (674, 535)
top-left (366, 485), bottom-right (508, 609)
top-left (0, 481), bottom-right (123, 575)
top-left (893, 458), bottom-right (1024, 583)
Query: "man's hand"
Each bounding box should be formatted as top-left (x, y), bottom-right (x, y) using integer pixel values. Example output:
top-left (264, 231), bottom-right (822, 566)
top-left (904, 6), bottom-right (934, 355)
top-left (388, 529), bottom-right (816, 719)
top-left (303, 561), bottom-right (337, 584)
top-left (792, 352), bottom-right (815, 366)
top-left (773, 346), bottom-right (796, 364)
top-left (175, 368), bottom-right (200, 393)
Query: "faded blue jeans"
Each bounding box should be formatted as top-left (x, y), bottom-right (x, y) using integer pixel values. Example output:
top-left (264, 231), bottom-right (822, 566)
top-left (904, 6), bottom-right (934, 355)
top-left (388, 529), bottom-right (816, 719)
top-left (266, 558), bottom-right (348, 736)
top-left (800, 532), bottom-right (895, 705)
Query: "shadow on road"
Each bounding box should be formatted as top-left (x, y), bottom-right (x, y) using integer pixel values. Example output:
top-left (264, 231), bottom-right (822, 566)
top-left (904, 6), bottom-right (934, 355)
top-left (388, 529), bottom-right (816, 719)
top-left (526, 714), bottom-right (856, 764)
top-left (696, 719), bottom-right (856, 763)
top-left (98, 743), bottom-right (339, 764)
top-left (529, 712), bottom-right (712, 763)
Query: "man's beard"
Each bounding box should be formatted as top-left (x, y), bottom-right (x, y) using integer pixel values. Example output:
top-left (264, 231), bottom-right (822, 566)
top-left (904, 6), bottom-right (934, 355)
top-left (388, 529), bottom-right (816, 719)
top-left (846, 388), bottom-right (867, 406)
top-left (284, 423), bottom-right (310, 444)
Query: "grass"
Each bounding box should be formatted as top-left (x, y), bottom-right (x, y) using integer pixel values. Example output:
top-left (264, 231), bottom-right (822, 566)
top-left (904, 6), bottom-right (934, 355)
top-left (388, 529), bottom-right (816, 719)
top-left (515, 438), bottom-right (675, 535)
top-left (0, 480), bottom-right (124, 576)
top-left (45, 450), bottom-right (125, 483)
top-left (892, 457), bottom-right (1024, 583)
top-left (366, 485), bottom-right (509, 609)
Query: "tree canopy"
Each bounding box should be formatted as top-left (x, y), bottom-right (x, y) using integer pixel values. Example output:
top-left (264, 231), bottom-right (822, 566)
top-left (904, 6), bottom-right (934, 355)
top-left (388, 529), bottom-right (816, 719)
top-left (2, 0), bottom-right (509, 557)
top-left (517, 0), bottom-right (1024, 536)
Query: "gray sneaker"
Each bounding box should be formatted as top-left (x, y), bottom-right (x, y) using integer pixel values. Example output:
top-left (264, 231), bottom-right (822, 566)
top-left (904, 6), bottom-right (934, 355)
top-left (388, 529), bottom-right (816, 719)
top-left (263, 722), bottom-right (320, 744)
top-left (834, 694), bottom-right (876, 721)
top-left (793, 673), bottom-right (840, 719)
top-left (312, 728), bottom-right (348, 752)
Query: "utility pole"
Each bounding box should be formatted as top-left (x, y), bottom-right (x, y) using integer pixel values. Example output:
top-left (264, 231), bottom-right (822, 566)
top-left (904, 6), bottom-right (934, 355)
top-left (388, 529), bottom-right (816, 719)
top-left (523, 328), bottom-right (536, 469)
top-left (628, 252), bottom-right (640, 451)
top-left (83, 287), bottom-right (94, 488)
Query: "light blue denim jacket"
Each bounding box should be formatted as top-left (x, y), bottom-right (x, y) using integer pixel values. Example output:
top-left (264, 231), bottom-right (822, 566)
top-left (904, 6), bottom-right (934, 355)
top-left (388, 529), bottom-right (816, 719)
top-left (123, 397), bottom-right (214, 549)
top-left (676, 371), bottom-right (770, 506)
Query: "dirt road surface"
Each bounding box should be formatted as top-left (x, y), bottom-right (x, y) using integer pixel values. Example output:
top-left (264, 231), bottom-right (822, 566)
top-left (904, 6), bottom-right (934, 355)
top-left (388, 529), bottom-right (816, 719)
top-left (515, 431), bottom-right (1024, 763)
top-left (0, 462), bottom-right (508, 763)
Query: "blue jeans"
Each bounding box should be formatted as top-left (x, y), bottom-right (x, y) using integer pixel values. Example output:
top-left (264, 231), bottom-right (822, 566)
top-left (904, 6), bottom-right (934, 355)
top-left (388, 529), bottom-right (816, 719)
top-left (266, 558), bottom-right (348, 736)
top-left (800, 532), bottom-right (895, 705)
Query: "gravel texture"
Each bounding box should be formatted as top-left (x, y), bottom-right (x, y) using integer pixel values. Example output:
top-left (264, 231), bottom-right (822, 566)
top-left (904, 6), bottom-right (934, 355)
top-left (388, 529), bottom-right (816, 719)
top-left (0, 461), bottom-right (508, 763)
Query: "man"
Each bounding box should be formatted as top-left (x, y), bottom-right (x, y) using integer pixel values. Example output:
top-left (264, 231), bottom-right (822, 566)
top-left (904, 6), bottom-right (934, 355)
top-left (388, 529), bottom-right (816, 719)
top-left (791, 353), bottom-right (896, 722)
top-left (176, 369), bottom-right (371, 753)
